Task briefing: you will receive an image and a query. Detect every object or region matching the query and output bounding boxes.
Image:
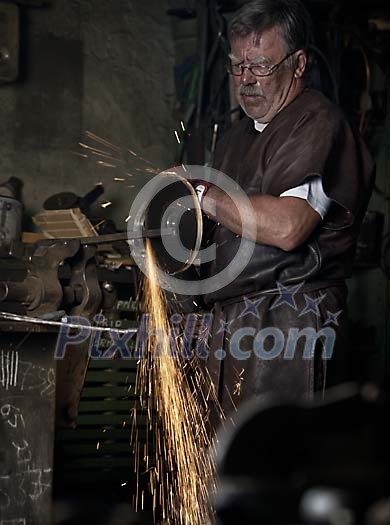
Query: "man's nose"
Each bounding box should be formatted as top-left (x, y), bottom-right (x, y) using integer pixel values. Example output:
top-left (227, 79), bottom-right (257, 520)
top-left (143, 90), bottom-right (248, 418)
top-left (241, 67), bottom-right (257, 85)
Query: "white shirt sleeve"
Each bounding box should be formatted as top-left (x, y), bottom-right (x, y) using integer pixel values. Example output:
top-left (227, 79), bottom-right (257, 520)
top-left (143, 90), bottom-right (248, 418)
top-left (279, 176), bottom-right (332, 219)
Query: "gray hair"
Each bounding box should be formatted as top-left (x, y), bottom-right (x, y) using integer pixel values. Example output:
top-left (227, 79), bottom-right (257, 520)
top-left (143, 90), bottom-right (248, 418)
top-left (229, 0), bottom-right (313, 54)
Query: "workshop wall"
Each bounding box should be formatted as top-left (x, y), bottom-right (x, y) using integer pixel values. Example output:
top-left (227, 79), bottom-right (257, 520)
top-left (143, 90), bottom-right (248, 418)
top-left (0, 0), bottom-right (176, 230)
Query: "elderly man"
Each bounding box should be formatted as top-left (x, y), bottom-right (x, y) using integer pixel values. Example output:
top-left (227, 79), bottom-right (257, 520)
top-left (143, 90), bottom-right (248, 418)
top-left (195, 0), bottom-right (374, 418)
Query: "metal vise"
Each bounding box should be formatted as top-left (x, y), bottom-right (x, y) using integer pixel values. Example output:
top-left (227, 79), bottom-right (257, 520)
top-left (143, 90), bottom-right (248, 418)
top-left (0, 238), bottom-right (103, 428)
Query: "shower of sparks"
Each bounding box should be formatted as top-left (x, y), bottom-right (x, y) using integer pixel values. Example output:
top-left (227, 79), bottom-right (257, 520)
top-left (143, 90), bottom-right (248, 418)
top-left (71, 151), bottom-right (88, 158)
top-left (128, 149), bottom-right (160, 170)
top-left (233, 368), bottom-right (245, 397)
top-left (180, 121), bottom-right (186, 132)
top-left (69, 132), bottom-right (228, 522)
top-left (224, 384), bottom-right (238, 413)
top-left (97, 161), bottom-right (117, 168)
top-left (91, 149), bottom-right (116, 159)
top-left (78, 142), bottom-right (116, 158)
top-left (131, 240), bottom-right (223, 524)
top-left (74, 132), bottom-right (161, 192)
top-left (101, 201), bottom-right (112, 209)
top-left (134, 167), bottom-right (159, 175)
top-left (85, 130), bottom-right (122, 152)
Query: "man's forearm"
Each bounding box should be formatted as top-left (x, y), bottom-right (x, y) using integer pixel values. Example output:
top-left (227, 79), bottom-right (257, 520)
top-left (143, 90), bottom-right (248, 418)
top-left (202, 186), bottom-right (321, 251)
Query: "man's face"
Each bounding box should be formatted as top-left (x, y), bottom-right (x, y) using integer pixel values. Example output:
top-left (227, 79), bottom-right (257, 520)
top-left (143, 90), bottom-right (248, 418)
top-left (229, 26), bottom-right (300, 122)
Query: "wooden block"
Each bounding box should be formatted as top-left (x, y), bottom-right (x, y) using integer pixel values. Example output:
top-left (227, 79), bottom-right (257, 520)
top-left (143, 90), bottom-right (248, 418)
top-left (32, 208), bottom-right (98, 238)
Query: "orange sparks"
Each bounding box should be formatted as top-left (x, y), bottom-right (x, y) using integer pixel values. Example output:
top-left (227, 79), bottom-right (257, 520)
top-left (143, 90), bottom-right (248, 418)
top-left (130, 240), bottom-right (222, 524)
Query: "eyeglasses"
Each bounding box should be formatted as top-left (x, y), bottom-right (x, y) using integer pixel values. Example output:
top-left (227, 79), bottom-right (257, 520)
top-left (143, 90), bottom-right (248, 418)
top-left (228, 50), bottom-right (298, 77)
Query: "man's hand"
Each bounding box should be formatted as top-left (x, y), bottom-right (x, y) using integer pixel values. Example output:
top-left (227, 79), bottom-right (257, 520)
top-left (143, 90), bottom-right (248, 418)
top-left (190, 180), bottom-right (214, 205)
top-left (202, 185), bottom-right (322, 252)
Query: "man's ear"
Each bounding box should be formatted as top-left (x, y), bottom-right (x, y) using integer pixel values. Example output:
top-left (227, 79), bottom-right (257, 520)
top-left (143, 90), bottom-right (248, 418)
top-left (294, 50), bottom-right (307, 78)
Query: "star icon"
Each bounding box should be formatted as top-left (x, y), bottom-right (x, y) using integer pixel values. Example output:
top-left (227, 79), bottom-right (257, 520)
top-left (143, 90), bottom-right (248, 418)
top-left (299, 294), bottom-right (326, 317)
top-left (217, 319), bottom-right (234, 335)
top-left (324, 310), bottom-right (342, 326)
top-left (270, 281), bottom-right (305, 311)
top-left (238, 296), bottom-right (265, 320)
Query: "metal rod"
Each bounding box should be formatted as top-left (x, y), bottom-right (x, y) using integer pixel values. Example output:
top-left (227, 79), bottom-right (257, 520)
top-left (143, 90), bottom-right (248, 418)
top-left (37, 228), bottom-right (174, 246)
top-left (0, 311), bottom-right (138, 334)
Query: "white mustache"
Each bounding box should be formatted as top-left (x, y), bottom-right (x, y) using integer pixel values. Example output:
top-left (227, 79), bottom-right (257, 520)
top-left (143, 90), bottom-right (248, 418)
top-left (239, 86), bottom-right (264, 96)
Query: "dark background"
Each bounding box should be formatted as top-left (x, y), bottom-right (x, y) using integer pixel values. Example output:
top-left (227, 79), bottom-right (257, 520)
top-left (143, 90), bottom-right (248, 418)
top-left (1, 0), bottom-right (390, 522)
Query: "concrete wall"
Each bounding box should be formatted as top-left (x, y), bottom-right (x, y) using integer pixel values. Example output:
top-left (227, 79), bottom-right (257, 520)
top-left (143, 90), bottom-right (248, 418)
top-left (0, 0), bottom-right (176, 229)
